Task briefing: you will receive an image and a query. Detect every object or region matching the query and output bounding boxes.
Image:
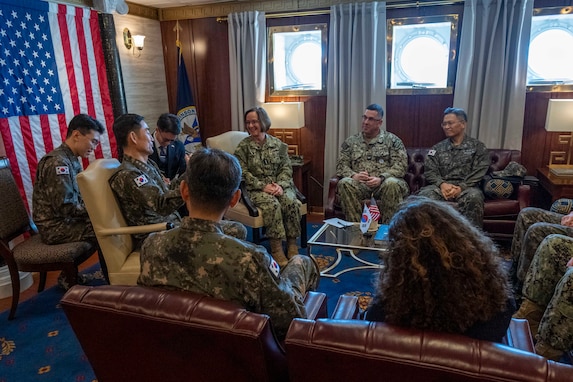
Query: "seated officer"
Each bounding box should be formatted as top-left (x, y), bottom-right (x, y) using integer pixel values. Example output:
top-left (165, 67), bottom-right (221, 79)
top-left (33, 113), bottom-right (104, 245)
top-left (138, 148), bottom-right (319, 339)
top-left (336, 104), bottom-right (409, 224)
top-left (417, 107), bottom-right (489, 227)
top-left (109, 114), bottom-right (245, 248)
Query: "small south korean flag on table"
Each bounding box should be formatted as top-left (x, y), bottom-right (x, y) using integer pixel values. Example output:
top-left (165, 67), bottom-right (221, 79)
top-left (360, 203), bottom-right (373, 234)
top-left (134, 174), bottom-right (149, 187)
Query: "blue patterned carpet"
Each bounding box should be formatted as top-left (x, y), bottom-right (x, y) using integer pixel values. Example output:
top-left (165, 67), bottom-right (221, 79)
top-left (0, 223), bottom-right (379, 381)
top-left (0, 267), bottom-right (105, 382)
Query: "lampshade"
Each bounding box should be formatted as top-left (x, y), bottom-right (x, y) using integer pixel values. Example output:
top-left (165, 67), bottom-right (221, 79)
top-left (133, 35), bottom-right (145, 50)
top-left (263, 102), bottom-right (305, 128)
top-left (545, 99), bottom-right (573, 132)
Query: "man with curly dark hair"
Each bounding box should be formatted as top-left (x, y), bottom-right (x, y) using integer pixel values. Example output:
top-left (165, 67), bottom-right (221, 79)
top-left (366, 196), bottom-right (515, 343)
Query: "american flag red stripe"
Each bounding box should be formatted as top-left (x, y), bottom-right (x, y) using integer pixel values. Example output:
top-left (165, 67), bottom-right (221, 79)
top-left (0, 1), bottom-right (116, 211)
top-left (369, 197), bottom-right (381, 222)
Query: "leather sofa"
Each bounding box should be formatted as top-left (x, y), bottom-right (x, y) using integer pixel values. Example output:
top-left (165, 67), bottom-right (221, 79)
top-left (61, 285), bottom-right (328, 382)
top-left (326, 148), bottom-right (531, 241)
top-left (285, 318), bottom-right (573, 381)
top-left (62, 285), bottom-right (573, 381)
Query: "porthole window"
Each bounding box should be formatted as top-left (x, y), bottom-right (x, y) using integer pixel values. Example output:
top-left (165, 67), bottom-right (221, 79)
top-left (527, 8), bottom-right (573, 91)
top-left (268, 24), bottom-right (327, 96)
top-left (387, 15), bottom-right (459, 94)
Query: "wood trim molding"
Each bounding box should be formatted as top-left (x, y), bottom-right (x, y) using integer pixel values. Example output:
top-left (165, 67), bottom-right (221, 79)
top-left (126, 1), bottom-right (160, 20)
top-left (159, 0), bottom-right (351, 21)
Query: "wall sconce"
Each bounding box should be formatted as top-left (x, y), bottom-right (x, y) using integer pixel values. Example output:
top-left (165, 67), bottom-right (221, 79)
top-left (545, 99), bottom-right (573, 176)
top-left (133, 35), bottom-right (145, 52)
top-left (122, 28), bottom-right (145, 57)
top-left (262, 102), bottom-right (305, 128)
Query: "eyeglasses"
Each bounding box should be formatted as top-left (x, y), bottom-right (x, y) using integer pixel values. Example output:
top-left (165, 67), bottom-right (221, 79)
top-left (81, 133), bottom-right (100, 147)
top-left (362, 115), bottom-right (381, 123)
top-left (245, 119), bottom-right (260, 126)
top-left (157, 129), bottom-right (176, 144)
top-left (441, 120), bottom-right (463, 127)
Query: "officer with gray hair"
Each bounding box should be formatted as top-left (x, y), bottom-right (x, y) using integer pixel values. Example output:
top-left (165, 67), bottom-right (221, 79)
top-left (138, 148), bottom-right (319, 339)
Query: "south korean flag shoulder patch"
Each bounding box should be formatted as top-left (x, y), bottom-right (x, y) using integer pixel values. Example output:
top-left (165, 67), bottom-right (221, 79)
top-left (428, 149), bottom-right (436, 156)
top-left (55, 166), bottom-right (69, 175)
top-left (269, 258), bottom-right (280, 277)
top-left (133, 174), bottom-right (149, 187)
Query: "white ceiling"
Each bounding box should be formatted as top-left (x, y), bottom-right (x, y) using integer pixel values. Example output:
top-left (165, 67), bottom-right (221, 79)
top-left (128, 0), bottom-right (235, 8)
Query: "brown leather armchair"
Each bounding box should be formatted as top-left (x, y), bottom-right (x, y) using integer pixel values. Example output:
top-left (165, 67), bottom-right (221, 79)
top-left (61, 285), bottom-right (327, 382)
top-left (326, 148), bottom-right (531, 241)
top-left (285, 318), bottom-right (573, 381)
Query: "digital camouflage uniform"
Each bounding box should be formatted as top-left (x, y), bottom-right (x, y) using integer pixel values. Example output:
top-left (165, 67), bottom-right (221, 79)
top-left (138, 217), bottom-right (319, 339)
top-left (509, 207), bottom-right (573, 297)
top-left (336, 131), bottom-right (409, 223)
top-left (234, 135), bottom-right (301, 240)
top-left (418, 135), bottom-right (489, 227)
top-left (522, 234), bottom-right (573, 354)
top-left (32, 143), bottom-right (95, 245)
top-left (109, 155), bottom-right (246, 247)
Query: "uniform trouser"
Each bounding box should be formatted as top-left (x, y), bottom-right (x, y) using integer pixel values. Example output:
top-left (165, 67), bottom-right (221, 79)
top-left (220, 220), bottom-right (248, 240)
top-left (417, 185), bottom-right (484, 228)
top-left (248, 187), bottom-right (301, 240)
top-left (337, 176), bottom-right (409, 224)
top-left (508, 208), bottom-right (573, 293)
top-left (272, 254), bottom-right (320, 338)
top-left (38, 219), bottom-right (96, 245)
top-left (523, 234), bottom-right (573, 352)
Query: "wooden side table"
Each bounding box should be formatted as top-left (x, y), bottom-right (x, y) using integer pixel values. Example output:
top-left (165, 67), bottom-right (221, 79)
top-left (537, 167), bottom-right (573, 208)
top-left (292, 159), bottom-right (311, 196)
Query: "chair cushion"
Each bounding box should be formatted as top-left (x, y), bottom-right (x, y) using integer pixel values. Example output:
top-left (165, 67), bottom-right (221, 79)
top-left (551, 198), bottom-right (573, 214)
top-left (483, 199), bottom-right (521, 217)
top-left (12, 235), bottom-right (94, 266)
top-left (484, 178), bottom-right (514, 199)
top-left (205, 131), bottom-right (249, 154)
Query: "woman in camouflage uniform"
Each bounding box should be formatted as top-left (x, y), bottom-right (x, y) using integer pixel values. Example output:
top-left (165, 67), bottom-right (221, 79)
top-left (234, 107), bottom-right (301, 266)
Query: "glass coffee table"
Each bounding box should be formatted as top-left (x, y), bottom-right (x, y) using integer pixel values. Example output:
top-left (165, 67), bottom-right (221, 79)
top-left (308, 223), bottom-right (387, 278)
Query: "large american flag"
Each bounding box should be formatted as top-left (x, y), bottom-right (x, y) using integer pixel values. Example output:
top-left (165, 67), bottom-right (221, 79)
top-left (0, 0), bottom-right (115, 211)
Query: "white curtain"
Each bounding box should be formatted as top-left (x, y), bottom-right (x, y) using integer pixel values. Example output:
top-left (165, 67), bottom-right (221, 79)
top-left (323, 2), bottom-right (387, 204)
top-left (453, 0), bottom-right (533, 149)
top-left (228, 11), bottom-right (266, 131)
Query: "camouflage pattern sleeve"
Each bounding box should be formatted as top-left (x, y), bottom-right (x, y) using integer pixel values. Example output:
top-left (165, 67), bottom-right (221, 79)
top-left (234, 139), bottom-right (266, 191)
top-left (33, 149), bottom-right (87, 220)
top-left (110, 168), bottom-right (183, 218)
top-left (382, 133), bottom-right (408, 179)
top-left (241, 246), bottom-right (307, 338)
top-left (336, 138), bottom-right (355, 178)
top-left (460, 139), bottom-right (490, 190)
top-left (423, 147), bottom-right (443, 186)
top-left (274, 140), bottom-right (294, 190)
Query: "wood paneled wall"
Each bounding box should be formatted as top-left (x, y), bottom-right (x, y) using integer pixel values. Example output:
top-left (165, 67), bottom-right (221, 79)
top-left (159, 0), bottom-right (573, 210)
top-left (113, 14), bottom-right (169, 127)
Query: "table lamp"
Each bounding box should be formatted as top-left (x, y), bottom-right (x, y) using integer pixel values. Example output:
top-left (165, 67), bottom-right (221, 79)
top-left (545, 99), bottom-right (573, 176)
top-left (262, 102), bottom-right (305, 129)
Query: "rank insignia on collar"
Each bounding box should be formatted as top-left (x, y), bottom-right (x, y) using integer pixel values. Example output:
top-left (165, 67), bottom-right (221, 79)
top-left (134, 174), bottom-right (149, 187)
top-left (55, 166), bottom-right (69, 175)
top-left (428, 149), bottom-right (436, 156)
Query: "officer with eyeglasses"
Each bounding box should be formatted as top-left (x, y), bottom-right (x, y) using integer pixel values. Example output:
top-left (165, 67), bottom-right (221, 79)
top-left (149, 113), bottom-right (187, 182)
top-left (33, 113), bottom-right (104, 246)
top-left (417, 107), bottom-right (490, 227)
top-left (33, 114), bottom-right (104, 288)
top-left (336, 103), bottom-right (409, 224)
